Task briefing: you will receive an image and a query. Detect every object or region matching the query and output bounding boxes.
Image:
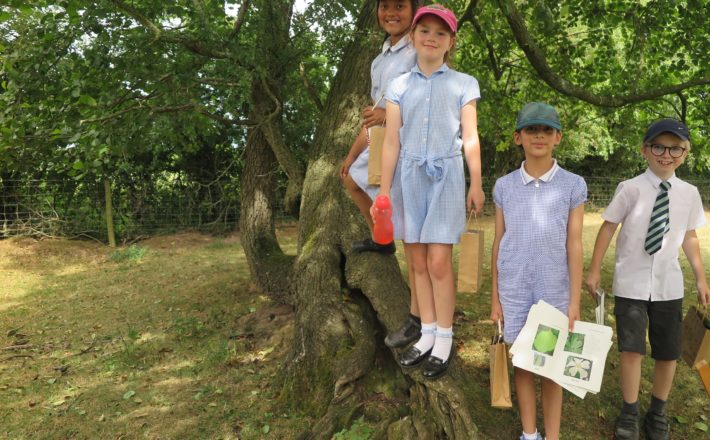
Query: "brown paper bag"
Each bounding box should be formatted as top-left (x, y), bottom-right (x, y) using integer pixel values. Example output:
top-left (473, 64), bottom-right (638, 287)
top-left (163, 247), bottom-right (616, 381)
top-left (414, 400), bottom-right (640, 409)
top-left (367, 126), bottom-right (385, 186)
top-left (696, 360), bottom-right (710, 399)
top-left (681, 305), bottom-right (710, 370)
top-left (490, 320), bottom-right (512, 408)
top-left (457, 211), bottom-right (484, 293)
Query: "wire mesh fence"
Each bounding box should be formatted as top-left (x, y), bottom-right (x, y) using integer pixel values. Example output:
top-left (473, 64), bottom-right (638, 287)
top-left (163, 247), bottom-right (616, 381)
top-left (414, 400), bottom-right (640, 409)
top-left (0, 178), bottom-right (240, 242)
top-left (1, 176), bottom-right (708, 243)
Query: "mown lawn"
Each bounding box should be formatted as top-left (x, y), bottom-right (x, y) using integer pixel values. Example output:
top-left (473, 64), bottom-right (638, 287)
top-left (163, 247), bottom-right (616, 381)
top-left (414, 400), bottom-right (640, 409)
top-left (1, 213), bottom-right (709, 439)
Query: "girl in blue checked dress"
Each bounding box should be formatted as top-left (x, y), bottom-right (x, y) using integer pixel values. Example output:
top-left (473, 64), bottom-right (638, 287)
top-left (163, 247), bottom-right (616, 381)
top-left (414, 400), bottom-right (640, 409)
top-left (490, 102), bottom-right (586, 440)
top-left (375, 4), bottom-right (485, 379)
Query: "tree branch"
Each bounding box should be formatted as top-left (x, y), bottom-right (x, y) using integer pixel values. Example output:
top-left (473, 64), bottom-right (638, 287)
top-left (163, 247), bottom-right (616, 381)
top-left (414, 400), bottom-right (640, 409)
top-left (256, 76), bottom-right (305, 214)
top-left (109, 0), bottom-right (231, 59)
top-left (80, 103), bottom-right (254, 126)
top-left (460, 0), bottom-right (503, 81)
top-left (495, 0), bottom-right (710, 107)
top-left (229, 0), bottom-right (252, 40)
top-left (676, 92), bottom-right (687, 122)
top-left (299, 63), bottom-right (324, 111)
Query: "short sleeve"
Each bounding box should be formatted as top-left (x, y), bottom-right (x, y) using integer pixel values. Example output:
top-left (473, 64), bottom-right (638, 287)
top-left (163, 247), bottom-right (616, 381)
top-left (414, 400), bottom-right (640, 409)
top-left (686, 187), bottom-right (707, 231)
top-left (493, 179), bottom-right (503, 208)
top-left (460, 75), bottom-right (481, 108)
top-left (385, 73), bottom-right (408, 106)
top-left (602, 182), bottom-right (628, 224)
top-left (570, 176), bottom-right (587, 209)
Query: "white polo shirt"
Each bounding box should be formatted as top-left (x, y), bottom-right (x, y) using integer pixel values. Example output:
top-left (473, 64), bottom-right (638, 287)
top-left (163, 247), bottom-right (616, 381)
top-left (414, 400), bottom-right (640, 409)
top-left (603, 169), bottom-right (706, 301)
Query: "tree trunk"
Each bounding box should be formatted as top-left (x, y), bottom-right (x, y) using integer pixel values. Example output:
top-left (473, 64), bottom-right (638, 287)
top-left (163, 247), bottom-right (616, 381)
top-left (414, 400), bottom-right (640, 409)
top-left (104, 177), bottom-right (116, 247)
top-left (241, 2), bottom-right (484, 438)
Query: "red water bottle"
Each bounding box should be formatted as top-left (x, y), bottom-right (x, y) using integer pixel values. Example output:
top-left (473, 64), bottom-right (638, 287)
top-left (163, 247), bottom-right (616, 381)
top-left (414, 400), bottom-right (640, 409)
top-left (373, 195), bottom-right (394, 245)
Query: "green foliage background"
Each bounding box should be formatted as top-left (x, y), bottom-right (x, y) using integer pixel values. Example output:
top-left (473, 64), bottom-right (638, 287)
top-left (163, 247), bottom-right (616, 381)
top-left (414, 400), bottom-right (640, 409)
top-left (0, 0), bottom-right (708, 237)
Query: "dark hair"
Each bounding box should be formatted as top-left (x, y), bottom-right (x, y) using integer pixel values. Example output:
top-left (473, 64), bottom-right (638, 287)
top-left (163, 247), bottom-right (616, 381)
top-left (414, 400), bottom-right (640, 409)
top-left (376, 0), bottom-right (420, 9)
top-left (376, 0), bottom-right (420, 20)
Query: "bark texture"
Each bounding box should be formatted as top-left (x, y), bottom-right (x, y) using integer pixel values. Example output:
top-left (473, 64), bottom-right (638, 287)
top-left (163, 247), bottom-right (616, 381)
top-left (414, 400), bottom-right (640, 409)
top-left (240, 2), bottom-right (484, 438)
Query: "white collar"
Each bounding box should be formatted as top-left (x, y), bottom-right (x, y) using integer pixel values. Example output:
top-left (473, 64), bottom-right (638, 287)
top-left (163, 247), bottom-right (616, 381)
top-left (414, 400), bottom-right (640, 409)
top-left (520, 159), bottom-right (559, 185)
top-left (411, 62), bottom-right (449, 77)
top-left (643, 168), bottom-right (677, 189)
top-left (382, 34), bottom-right (411, 54)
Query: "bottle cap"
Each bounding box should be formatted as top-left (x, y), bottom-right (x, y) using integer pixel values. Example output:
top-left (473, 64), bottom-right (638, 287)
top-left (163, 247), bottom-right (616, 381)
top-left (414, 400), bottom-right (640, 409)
top-left (375, 195), bottom-right (390, 209)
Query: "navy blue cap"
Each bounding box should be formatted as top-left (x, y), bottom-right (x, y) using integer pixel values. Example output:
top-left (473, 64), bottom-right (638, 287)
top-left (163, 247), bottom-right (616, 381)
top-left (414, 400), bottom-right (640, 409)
top-left (643, 119), bottom-right (690, 142)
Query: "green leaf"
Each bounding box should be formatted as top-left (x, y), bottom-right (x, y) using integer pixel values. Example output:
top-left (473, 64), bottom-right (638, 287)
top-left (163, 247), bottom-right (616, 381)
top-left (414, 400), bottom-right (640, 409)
top-left (0, 12), bottom-right (11, 23)
top-left (72, 161), bottom-right (85, 170)
top-left (122, 390), bottom-right (136, 400)
top-left (695, 422), bottom-right (708, 432)
top-left (261, 424), bottom-right (270, 434)
top-left (674, 415), bottom-right (688, 424)
top-left (78, 95), bottom-right (97, 106)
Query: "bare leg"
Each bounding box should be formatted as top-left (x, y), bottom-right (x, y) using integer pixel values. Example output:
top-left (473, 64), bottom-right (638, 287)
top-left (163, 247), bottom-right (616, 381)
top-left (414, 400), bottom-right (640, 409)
top-left (541, 377), bottom-right (562, 440)
top-left (426, 243), bottom-right (455, 327)
top-left (409, 243), bottom-right (435, 324)
top-left (404, 245), bottom-right (420, 317)
top-left (515, 367), bottom-right (537, 436)
top-left (619, 351), bottom-right (643, 403)
top-left (343, 174), bottom-right (374, 232)
top-left (651, 360), bottom-right (676, 400)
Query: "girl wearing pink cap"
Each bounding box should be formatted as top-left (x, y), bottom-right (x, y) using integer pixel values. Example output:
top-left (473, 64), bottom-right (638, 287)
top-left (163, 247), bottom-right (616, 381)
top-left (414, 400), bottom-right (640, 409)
top-left (376, 4), bottom-right (484, 379)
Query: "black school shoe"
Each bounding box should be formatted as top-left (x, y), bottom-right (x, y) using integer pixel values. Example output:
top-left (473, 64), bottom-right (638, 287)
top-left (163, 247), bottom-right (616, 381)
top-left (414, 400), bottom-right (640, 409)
top-left (399, 346), bottom-right (431, 367)
top-left (614, 411), bottom-right (639, 440)
top-left (385, 316), bottom-right (422, 348)
top-left (644, 411), bottom-right (669, 440)
top-left (422, 349), bottom-right (454, 380)
top-left (351, 238), bottom-right (396, 255)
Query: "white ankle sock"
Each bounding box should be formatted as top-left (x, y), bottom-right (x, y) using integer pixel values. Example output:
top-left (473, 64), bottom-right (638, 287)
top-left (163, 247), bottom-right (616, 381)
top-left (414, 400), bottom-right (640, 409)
top-left (522, 430), bottom-right (539, 440)
top-left (413, 322), bottom-right (436, 352)
top-left (431, 326), bottom-right (453, 360)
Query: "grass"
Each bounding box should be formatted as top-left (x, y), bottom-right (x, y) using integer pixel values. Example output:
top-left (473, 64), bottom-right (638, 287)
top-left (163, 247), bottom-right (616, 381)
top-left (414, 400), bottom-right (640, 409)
top-left (1, 213), bottom-right (709, 439)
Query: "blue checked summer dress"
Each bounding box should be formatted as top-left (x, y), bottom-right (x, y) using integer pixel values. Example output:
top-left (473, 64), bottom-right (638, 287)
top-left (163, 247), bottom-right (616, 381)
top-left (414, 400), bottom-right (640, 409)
top-left (349, 35), bottom-right (416, 240)
top-left (493, 166), bottom-right (587, 343)
top-left (385, 64), bottom-right (480, 244)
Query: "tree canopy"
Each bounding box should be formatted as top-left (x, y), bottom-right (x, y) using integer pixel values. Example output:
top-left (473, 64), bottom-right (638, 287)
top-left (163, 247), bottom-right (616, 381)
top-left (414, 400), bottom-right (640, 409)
top-left (1, 0), bottom-right (708, 189)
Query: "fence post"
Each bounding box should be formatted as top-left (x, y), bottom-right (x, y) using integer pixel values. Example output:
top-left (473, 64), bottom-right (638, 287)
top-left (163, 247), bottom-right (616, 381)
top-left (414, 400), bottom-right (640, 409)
top-left (104, 178), bottom-right (116, 247)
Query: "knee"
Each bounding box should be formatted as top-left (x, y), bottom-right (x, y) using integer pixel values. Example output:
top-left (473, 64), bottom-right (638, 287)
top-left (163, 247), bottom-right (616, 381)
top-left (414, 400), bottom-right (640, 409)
top-left (411, 257), bottom-right (428, 276)
top-left (427, 255), bottom-right (452, 280)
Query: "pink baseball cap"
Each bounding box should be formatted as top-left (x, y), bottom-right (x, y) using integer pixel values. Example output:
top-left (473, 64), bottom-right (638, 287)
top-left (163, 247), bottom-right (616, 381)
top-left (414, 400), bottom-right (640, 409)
top-left (412, 4), bottom-right (458, 34)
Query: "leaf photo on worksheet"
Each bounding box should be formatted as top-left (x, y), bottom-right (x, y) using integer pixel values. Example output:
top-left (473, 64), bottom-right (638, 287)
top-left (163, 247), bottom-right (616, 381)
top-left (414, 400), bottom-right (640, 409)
top-left (564, 332), bottom-right (585, 354)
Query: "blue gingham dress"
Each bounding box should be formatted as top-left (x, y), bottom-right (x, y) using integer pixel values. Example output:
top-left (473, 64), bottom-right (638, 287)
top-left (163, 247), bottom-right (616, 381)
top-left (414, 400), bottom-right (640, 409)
top-left (349, 35), bottom-right (416, 240)
top-left (385, 64), bottom-right (480, 244)
top-left (493, 166), bottom-right (587, 343)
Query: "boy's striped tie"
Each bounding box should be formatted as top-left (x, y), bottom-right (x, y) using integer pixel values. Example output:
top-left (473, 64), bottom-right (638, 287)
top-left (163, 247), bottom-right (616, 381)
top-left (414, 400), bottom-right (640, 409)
top-left (645, 181), bottom-right (671, 255)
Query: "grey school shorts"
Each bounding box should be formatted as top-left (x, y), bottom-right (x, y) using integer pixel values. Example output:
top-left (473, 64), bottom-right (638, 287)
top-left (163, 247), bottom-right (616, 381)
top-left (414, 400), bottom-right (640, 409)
top-left (613, 296), bottom-right (683, 361)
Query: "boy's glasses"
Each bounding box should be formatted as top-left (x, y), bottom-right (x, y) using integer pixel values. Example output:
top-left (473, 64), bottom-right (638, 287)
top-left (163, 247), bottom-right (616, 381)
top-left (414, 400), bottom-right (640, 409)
top-left (645, 143), bottom-right (686, 158)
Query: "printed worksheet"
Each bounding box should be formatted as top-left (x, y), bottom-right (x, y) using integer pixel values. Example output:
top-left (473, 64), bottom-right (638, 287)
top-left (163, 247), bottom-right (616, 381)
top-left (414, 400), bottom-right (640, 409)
top-left (510, 301), bottom-right (613, 397)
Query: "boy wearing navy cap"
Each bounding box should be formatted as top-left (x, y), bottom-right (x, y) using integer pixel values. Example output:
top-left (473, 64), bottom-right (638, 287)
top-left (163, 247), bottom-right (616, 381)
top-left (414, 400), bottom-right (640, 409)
top-left (586, 119), bottom-right (710, 440)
